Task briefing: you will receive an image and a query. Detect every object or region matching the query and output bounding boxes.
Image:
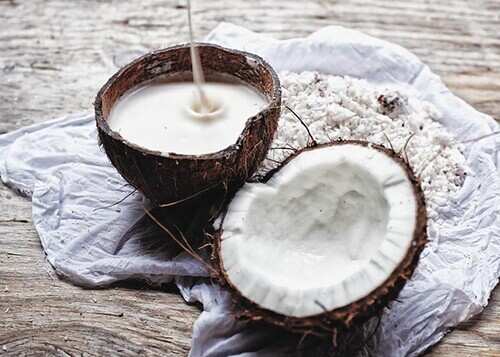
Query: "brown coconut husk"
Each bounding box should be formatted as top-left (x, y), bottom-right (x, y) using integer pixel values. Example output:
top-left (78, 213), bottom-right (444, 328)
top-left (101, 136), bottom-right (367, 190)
top-left (211, 140), bottom-right (428, 336)
top-left (95, 43), bottom-right (281, 207)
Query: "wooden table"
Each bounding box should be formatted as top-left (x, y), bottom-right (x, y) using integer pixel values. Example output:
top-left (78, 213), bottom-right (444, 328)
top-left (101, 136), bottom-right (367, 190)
top-left (1, 0), bottom-right (499, 355)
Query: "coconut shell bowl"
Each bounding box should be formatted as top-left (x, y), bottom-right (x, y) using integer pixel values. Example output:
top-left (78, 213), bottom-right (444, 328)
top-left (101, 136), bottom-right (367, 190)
top-left (95, 44), bottom-right (281, 207)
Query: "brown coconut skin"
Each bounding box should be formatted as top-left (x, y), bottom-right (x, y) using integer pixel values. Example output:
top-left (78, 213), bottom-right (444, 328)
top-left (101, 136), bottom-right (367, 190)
top-left (95, 44), bottom-right (281, 206)
top-left (212, 140), bottom-right (428, 334)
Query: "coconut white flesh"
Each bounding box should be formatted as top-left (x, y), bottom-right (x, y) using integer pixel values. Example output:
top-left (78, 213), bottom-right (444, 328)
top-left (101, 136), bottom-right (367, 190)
top-left (220, 144), bottom-right (417, 318)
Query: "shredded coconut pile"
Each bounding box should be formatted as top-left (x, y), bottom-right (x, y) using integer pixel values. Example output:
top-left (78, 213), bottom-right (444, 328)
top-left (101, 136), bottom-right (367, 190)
top-left (263, 71), bottom-right (468, 220)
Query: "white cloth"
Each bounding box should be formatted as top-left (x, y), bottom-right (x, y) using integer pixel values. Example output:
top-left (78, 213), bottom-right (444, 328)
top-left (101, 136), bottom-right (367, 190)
top-left (1, 23), bottom-right (499, 356)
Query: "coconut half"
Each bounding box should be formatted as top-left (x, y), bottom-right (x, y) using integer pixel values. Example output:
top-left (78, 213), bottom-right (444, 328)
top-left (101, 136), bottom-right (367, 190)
top-left (215, 141), bottom-right (427, 330)
top-left (95, 44), bottom-right (281, 206)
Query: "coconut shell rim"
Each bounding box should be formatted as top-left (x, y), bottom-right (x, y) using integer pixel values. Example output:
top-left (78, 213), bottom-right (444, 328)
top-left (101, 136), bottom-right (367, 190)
top-left (94, 42), bottom-right (282, 161)
top-left (213, 140), bottom-right (428, 331)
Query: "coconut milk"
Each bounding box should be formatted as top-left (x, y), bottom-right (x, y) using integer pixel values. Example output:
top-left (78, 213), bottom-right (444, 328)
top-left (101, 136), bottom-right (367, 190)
top-left (186, 0), bottom-right (211, 112)
top-left (108, 81), bottom-right (267, 155)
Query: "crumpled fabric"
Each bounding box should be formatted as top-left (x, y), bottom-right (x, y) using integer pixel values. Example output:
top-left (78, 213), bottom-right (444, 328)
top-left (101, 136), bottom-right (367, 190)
top-left (1, 23), bottom-right (499, 356)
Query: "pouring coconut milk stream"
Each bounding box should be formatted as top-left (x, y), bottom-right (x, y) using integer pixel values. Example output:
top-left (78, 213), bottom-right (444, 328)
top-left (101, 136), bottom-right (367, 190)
top-left (186, 0), bottom-right (211, 114)
top-left (107, 0), bottom-right (268, 155)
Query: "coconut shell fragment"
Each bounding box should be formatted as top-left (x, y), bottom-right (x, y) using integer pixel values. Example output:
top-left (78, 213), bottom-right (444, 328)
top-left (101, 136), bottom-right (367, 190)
top-left (213, 141), bottom-right (427, 334)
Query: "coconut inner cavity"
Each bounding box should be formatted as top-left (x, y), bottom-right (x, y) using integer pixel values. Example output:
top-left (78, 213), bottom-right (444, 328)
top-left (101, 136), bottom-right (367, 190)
top-left (244, 159), bottom-right (389, 286)
top-left (220, 144), bottom-right (417, 317)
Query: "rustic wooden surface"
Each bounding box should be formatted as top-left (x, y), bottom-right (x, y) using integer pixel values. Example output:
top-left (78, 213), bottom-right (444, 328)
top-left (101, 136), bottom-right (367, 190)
top-left (1, 0), bottom-right (499, 355)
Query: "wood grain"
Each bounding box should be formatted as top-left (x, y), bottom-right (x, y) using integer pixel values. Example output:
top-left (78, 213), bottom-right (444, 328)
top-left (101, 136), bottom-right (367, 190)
top-left (0, 0), bottom-right (499, 356)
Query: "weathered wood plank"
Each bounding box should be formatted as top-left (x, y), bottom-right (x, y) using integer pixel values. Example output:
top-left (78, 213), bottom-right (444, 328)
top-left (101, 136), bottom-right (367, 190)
top-left (0, 0), bottom-right (499, 356)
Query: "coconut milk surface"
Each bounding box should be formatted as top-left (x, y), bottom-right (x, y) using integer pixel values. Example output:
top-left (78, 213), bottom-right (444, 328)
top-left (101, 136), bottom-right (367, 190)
top-left (107, 81), bottom-right (268, 155)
